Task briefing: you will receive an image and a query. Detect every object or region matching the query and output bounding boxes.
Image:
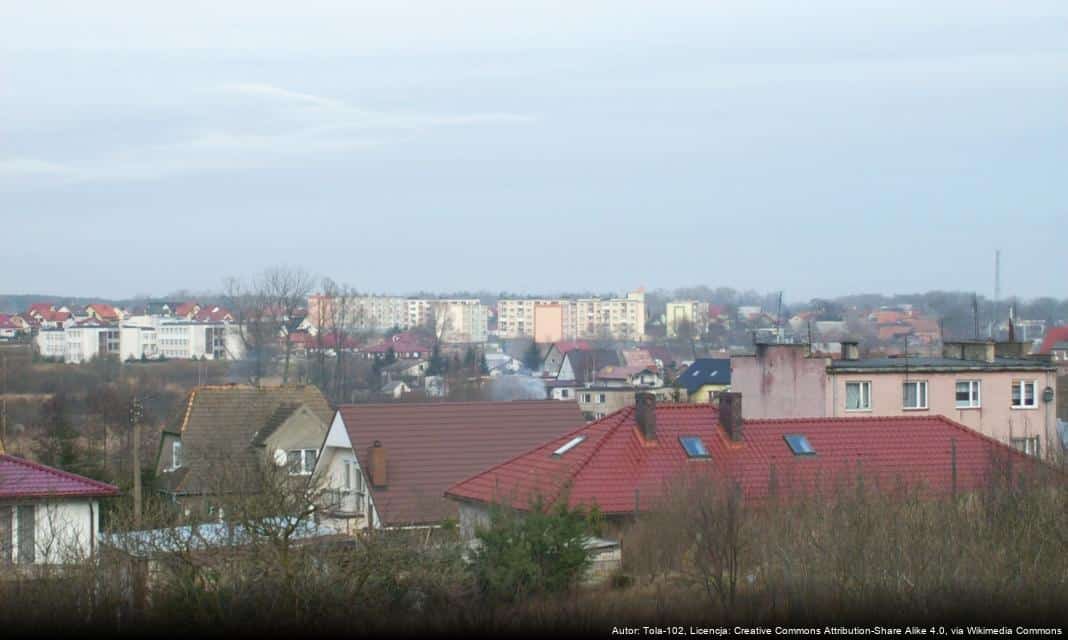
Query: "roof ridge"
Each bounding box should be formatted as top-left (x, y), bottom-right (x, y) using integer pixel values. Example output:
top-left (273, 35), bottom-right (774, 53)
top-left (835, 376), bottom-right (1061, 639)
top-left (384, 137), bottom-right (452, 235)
top-left (0, 454), bottom-right (119, 493)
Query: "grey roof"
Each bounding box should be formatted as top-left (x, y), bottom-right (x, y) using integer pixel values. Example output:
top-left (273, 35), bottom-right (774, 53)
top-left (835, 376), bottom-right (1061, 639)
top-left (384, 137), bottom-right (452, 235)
top-left (101, 517), bottom-right (339, 557)
top-left (828, 356), bottom-right (1055, 373)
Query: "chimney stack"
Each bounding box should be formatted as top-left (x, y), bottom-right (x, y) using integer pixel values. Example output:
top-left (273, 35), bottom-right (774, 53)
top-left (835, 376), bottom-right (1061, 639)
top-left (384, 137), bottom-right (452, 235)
top-left (368, 440), bottom-right (387, 488)
top-left (635, 392), bottom-right (657, 441)
top-left (841, 341), bottom-right (860, 361)
top-left (718, 392), bottom-right (744, 442)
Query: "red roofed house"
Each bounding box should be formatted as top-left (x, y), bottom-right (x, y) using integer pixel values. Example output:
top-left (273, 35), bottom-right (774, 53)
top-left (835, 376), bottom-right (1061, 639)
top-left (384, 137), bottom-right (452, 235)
top-left (362, 331), bottom-right (435, 360)
top-left (1038, 326), bottom-right (1068, 364)
top-left (173, 302), bottom-right (201, 320)
top-left (192, 306), bottom-right (234, 323)
top-left (311, 400), bottom-right (585, 532)
top-left (0, 315), bottom-right (19, 340)
top-left (446, 393), bottom-right (1049, 541)
top-left (85, 303), bottom-right (122, 323)
top-left (1, 452), bottom-right (119, 565)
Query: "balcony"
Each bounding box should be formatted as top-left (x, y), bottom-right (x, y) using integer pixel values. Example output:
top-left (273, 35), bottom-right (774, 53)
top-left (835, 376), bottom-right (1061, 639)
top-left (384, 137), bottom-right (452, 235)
top-left (321, 488), bottom-right (366, 517)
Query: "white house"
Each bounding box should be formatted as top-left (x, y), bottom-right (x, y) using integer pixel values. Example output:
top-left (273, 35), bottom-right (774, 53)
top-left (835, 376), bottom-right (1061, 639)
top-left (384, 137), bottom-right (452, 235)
top-left (0, 453), bottom-right (119, 565)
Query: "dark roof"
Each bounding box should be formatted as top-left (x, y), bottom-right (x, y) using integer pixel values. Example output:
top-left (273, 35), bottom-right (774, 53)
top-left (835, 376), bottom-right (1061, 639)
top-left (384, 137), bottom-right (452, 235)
top-left (336, 400), bottom-right (584, 526)
top-left (678, 358), bottom-right (731, 393)
top-left (564, 349), bottom-right (622, 383)
top-left (828, 356), bottom-right (1055, 373)
top-left (447, 405), bottom-right (1050, 515)
top-left (1, 454), bottom-right (119, 499)
top-left (157, 385), bottom-right (333, 496)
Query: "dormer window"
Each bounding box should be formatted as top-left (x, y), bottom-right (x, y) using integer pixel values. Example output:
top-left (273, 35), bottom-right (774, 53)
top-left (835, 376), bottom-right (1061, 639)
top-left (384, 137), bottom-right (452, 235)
top-left (679, 436), bottom-right (709, 459)
top-left (784, 434), bottom-right (815, 456)
top-left (552, 435), bottom-right (586, 457)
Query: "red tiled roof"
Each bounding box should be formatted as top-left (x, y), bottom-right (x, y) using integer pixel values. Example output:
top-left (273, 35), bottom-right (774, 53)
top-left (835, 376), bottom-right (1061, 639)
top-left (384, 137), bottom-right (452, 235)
top-left (174, 302), bottom-right (200, 317)
top-left (336, 400), bottom-right (585, 526)
top-left (193, 306), bottom-right (233, 322)
top-left (0, 454), bottom-right (120, 499)
top-left (0, 315), bottom-right (16, 329)
top-left (86, 303), bottom-right (120, 320)
top-left (447, 404), bottom-right (1046, 515)
top-left (552, 340), bottom-right (592, 354)
top-left (1038, 326), bottom-right (1068, 354)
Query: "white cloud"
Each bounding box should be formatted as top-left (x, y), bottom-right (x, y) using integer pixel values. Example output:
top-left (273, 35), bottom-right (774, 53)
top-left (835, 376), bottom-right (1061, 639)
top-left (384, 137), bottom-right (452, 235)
top-left (0, 83), bottom-right (534, 185)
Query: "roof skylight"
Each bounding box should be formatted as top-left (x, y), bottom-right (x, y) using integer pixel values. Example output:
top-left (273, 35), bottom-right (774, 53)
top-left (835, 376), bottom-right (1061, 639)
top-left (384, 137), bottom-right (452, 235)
top-left (679, 436), bottom-right (710, 458)
top-left (552, 435), bottom-right (587, 457)
top-left (784, 434), bottom-right (815, 456)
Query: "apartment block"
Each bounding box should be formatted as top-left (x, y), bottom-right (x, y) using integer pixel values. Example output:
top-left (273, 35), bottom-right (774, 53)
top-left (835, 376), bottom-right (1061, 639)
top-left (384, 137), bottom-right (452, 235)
top-left (497, 290), bottom-right (646, 342)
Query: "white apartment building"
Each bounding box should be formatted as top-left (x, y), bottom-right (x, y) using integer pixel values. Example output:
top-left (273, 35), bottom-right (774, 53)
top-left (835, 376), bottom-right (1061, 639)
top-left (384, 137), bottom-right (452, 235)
top-left (64, 324), bottom-right (120, 364)
top-left (497, 290), bottom-right (646, 342)
top-left (35, 328), bottom-right (67, 360)
top-left (306, 295), bottom-right (489, 343)
top-left (665, 300), bottom-right (710, 338)
top-left (35, 317), bottom-right (244, 363)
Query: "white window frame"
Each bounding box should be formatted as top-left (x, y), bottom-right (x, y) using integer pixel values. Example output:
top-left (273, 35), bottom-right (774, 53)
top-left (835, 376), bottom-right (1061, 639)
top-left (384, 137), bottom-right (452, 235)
top-left (1011, 436), bottom-right (1040, 457)
top-left (902, 380), bottom-right (928, 410)
top-left (955, 380), bottom-right (981, 409)
top-left (1011, 379), bottom-right (1038, 409)
top-left (171, 441), bottom-right (183, 470)
top-left (288, 449), bottom-right (318, 476)
top-left (844, 381), bottom-right (872, 412)
top-left (582, 392), bottom-right (592, 403)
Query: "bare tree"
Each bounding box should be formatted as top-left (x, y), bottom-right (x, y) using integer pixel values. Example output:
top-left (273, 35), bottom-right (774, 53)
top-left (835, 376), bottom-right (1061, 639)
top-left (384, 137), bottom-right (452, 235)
top-left (222, 276), bottom-right (275, 386)
top-left (260, 266), bottom-right (315, 385)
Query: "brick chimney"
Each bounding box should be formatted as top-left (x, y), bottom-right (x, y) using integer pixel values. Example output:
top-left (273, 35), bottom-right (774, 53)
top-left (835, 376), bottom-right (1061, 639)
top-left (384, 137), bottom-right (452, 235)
top-left (718, 392), bottom-right (744, 442)
top-left (635, 392), bottom-right (657, 441)
top-left (368, 440), bottom-right (387, 488)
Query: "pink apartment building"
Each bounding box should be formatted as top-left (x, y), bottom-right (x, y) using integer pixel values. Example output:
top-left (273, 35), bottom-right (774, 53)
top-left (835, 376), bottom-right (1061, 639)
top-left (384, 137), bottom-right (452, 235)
top-left (732, 341), bottom-right (1059, 459)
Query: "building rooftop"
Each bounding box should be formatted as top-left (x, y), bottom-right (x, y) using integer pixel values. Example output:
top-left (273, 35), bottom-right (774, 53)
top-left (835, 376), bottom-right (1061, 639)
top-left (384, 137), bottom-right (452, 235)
top-left (446, 402), bottom-right (1050, 516)
top-left (828, 356), bottom-right (1054, 372)
top-left (0, 454), bottom-right (119, 499)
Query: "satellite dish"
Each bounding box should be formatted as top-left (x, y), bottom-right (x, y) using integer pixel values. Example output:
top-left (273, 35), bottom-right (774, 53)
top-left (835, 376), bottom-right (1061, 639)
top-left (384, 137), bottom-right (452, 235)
top-left (273, 449), bottom-right (288, 467)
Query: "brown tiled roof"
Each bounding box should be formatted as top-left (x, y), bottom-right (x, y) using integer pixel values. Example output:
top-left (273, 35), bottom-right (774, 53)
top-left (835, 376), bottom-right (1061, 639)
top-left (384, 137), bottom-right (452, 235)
top-left (336, 400), bottom-right (584, 526)
top-left (157, 385), bottom-right (332, 496)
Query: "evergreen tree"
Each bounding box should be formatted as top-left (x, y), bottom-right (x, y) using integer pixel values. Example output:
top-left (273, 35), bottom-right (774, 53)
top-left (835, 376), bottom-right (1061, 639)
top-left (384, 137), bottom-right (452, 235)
top-left (36, 391), bottom-right (80, 471)
top-left (427, 343), bottom-right (445, 375)
top-left (522, 341), bottom-right (542, 372)
top-left (479, 351), bottom-right (490, 375)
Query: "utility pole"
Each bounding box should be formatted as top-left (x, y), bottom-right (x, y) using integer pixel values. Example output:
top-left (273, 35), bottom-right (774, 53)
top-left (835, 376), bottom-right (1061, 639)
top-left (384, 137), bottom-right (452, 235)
top-left (129, 398), bottom-right (143, 528)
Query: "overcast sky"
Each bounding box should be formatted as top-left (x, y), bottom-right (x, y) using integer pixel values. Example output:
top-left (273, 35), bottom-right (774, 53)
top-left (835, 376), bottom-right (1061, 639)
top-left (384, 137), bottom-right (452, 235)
top-left (2, 1), bottom-right (1066, 301)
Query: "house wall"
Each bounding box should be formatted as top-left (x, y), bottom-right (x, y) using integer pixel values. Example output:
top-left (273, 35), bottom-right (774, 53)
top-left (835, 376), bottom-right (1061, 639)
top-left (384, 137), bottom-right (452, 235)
top-left (730, 346), bottom-right (829, 418)
top-left (263, 408), bottom-right (330, 464)
top-left (689, 383), bottom-right (730, 404)
top-left (2, 499), bottom-right (99, 564)
top-left (314, 412), bottom-right (378, 533)
top-left (827, 369), bottom-right (1059, 456)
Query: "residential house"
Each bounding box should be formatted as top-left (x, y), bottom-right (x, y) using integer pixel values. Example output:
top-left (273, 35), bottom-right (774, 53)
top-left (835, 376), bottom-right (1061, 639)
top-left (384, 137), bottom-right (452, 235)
top-left (362, 331), bottom-right (435, 360)
top-left (312, 401), bottom-right (584, 532)
top-left (676, 358), bottom-right (731, 403)
top-left (1, 452), bottom-right (119, 565)
top-left (381, 380), bottom-right (412, 399)
top-left (154, 385), bottom-right (333, 519)
top-left (0, 315), bottom-right (19, 340)
top-left (380, 359), bottom-right (428, 384)
top-left (594, 364), bottom-right (663, 389)
top-left (84, 303), bottom-right (122, 323)
top-left (547, 349), bottom-right (623, 401)
top-left (540, 341), bottom-right (592, 377)
top-left (574, 384), bottom-right (676, 421)
top-left (445, 393), bottom-right (1049, 546)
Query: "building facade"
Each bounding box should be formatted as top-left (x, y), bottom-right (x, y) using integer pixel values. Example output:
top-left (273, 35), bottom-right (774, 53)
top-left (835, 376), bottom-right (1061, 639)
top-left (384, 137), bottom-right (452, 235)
top-left (497, 290), bottom-right (646, 342)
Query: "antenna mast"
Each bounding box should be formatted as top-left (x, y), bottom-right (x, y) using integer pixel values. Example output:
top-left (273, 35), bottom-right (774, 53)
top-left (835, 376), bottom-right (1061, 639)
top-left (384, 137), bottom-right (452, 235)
top-left (992, 249), bottom-right (1001, 338)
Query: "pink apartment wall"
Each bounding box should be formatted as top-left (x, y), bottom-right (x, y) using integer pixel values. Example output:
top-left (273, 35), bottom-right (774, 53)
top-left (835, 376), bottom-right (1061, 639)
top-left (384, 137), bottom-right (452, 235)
top-left (730, 344), bottom-right (829, 419)
top-left (826, 368), bottom-right (1059, 456)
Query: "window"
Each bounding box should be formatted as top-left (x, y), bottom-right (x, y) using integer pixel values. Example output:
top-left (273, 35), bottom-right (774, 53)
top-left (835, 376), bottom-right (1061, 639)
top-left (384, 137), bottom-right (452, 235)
top-left (679, 436), bottom-right (710, 458)
top-left (552, 435), bottom-right (587, 457)
top-left (955, 380), bottom-right (981, 408)
top-left (582, 393), bottom-right (592, 403)
top-left (1011, 380), bottom-right (1037, 408)
top-left (0, 506), bottom-right (11, 564)
top-left (845, 381), bottom-right (871, 411)
top-left (560, 389), bottom-right (570, 399)
top-left (343, 460), bottom-right (353, 490)
top-left (598, 393), bottom-right (606, 404)
top-left (902, 380), bottom-right (928, 410)
top-left (17, 505), bottom-right (34, 564)
top-left (784, 434), bottom-right (815, 456)
top-left (288, 449), bottom-right (317, 475)
top-left (171, 441), bottom-right (183, 469)
top-left (1011, 436), bottom-right (1040, 457)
